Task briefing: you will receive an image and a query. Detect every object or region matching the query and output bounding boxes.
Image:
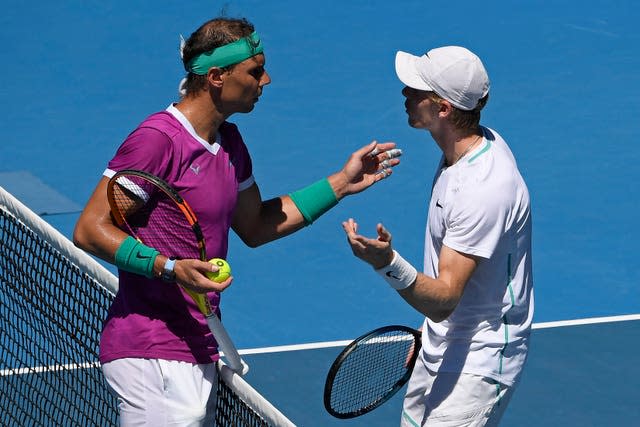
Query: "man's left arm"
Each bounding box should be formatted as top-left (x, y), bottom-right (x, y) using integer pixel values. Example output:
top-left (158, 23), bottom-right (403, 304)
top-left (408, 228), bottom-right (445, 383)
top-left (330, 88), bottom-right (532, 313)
top-left (231, 141), bottom-right (401, 247)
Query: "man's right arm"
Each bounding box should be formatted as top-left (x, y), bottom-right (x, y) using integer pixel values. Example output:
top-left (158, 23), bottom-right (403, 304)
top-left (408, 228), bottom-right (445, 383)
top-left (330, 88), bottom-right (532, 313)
top-left (73, 176), bottom-right (125, 262)
top-left (73, 177), bottom-right (230, 293)
top-left (397, 246), bottom-right (477, 322)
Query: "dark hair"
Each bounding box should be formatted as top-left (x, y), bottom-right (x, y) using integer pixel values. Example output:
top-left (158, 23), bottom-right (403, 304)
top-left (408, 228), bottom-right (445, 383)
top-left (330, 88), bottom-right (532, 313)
top-left (181, 17), bottom-right (255, 96)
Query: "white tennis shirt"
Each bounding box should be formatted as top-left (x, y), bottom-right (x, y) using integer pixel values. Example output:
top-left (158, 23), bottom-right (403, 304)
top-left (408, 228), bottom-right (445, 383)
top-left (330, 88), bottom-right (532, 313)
top-left (421, 126), bottom-right (534, 387)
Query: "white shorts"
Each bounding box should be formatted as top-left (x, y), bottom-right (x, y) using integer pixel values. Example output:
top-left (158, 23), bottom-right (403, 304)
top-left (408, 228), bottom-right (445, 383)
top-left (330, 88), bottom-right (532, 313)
top-left (401, 359), bottom-right (514, 427)
top-left (102, 358), bottom-right (218, 427)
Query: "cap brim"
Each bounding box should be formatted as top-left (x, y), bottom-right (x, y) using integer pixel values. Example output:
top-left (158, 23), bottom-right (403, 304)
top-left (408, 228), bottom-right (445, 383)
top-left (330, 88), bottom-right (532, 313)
top-left (395, 51), bottom-right (432, 91)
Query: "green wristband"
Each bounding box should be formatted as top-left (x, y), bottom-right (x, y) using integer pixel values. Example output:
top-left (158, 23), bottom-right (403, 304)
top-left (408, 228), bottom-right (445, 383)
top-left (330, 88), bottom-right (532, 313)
top-left (289, 178), bottom-right (338, 225)
top-left (114, 236), bottom-right (159, 278)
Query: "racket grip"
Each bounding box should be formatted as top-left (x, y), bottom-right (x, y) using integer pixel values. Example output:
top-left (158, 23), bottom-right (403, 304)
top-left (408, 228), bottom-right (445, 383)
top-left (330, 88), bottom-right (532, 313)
top-left (206, 313), bottom-right (249, 375)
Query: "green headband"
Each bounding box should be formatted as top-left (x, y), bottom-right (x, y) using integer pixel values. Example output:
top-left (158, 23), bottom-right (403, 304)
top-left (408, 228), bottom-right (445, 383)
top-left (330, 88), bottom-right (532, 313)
top-left (187, 31), bottom-right (264, 75)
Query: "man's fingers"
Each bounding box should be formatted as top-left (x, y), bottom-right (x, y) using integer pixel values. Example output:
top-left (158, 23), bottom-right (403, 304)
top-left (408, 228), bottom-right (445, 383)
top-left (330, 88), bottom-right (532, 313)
top-left (373, 141), bottom-right (397, 152)
top-left (367, 141), bottom-right (400, 159)
top-left (343, 219), bottom-right (379, 252)
top-left (385, 148), bottom-right (403, 160)
top-left (376, 168), bottom-right (393, 180)
top-left (377, 223), bottom-right (392, 242)
top-left (370, 146), bottom-right (402, 161)
top-left (342, 218), bottom-right (359, 234)
top-left (358, 140), bottom-right (379, 158)
top-left (373, 146), bottom-right (402, 181)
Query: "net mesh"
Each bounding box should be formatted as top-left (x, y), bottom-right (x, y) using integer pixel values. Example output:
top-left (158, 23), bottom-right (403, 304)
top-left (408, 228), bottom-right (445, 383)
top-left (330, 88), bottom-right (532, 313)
top-left (216, 377), bottom-right (270, 427)
top-left (0, 207), bottom-right (115, 426)
top-left (0, 187), bottom-right (294, 426)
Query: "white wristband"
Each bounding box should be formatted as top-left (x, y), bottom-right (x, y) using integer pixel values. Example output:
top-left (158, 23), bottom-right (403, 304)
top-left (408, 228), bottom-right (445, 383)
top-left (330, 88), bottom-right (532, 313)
top-left (375, 250), bottom-right (418, 290)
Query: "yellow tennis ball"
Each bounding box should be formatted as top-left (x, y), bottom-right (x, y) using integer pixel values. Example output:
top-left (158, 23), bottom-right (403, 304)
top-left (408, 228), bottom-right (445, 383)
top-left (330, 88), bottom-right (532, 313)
top-left (206, 258), bottom-right (231, 283)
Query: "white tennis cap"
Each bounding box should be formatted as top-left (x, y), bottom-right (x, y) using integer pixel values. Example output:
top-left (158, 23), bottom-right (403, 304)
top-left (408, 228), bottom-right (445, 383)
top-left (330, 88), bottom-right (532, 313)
top-left (395, 46), bottom-right (490, 111)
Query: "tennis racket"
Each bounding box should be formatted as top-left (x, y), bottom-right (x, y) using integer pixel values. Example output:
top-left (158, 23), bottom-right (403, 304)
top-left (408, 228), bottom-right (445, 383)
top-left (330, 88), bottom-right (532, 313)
top-left (324, 325), bottom-right (421, 418)
top-left (107, 169), bottom-right (248, 375)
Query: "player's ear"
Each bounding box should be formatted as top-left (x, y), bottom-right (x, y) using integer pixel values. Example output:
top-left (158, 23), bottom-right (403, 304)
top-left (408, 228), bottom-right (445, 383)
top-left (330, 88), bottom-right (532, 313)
top-left (206, 67), bottom-right (225, 88)
top-left (438, 99), bottom-right (454, 117)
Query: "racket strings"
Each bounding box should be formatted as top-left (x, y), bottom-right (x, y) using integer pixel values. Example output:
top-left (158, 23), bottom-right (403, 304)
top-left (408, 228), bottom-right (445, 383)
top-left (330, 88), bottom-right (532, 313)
top-left (329, 330), bottom-right (417, 415)
top-left (111, 174), bottom-right (203, 260)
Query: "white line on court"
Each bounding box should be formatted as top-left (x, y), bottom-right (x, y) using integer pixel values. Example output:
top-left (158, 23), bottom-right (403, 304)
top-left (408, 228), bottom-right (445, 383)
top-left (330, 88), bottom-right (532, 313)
top-left (531, 313), bottom-right (640, 329)
top-left (0, 361), bottom-right (100, 377)
top-left (238, 313), bottom-right (640, 355)
top-left (4, 314), bottom-right (638, 375)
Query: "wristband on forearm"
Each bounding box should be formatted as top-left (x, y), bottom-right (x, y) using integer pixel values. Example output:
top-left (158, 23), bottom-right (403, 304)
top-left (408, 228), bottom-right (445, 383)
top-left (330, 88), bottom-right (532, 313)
top-left (375, 250), bottom-right (418, 290)
top-left (289, 178), bottom-right (338, 225)
top-left (114, 236), bottom-right (159, 278)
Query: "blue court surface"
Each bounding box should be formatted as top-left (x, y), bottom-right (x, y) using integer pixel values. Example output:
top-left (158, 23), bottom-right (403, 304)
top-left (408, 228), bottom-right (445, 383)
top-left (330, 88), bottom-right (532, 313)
top-left (2, 1), bottom-right (639, 425)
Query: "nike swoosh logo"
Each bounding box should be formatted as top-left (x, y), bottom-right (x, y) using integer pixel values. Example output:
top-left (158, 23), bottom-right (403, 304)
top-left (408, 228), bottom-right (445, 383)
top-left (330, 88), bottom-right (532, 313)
top-left (386, 271), bottom-right (401, 280)
top-left (135, 252), bottom-right (151, 259)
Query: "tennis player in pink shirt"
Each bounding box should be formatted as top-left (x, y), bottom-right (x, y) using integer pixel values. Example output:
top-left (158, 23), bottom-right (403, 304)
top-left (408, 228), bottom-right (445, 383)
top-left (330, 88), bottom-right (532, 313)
top-left (74, 16), bottom-right (402, 426)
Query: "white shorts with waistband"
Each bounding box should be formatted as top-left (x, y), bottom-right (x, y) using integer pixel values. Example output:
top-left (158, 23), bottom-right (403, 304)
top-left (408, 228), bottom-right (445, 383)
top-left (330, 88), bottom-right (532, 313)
top-left (102, 358), bottom-right (218, 427)
top-left (401, 359), bottom-right (514, 427)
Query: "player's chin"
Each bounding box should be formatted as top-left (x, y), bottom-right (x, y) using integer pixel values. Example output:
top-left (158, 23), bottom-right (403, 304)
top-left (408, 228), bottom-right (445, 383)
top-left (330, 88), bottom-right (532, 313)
top-left (240, 101), bottom-right (258, 113)
top-left (407, 117), bottom-right (423, 129)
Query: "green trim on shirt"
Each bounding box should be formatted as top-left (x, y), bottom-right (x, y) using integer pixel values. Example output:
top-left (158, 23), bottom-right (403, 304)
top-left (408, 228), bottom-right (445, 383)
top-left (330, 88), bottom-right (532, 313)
top-left (402, 410), bottom-right (420, 427)
top-left (467, 140), bottom-right (492, 163)
top-left (498, 253), bottom-right (516, 376)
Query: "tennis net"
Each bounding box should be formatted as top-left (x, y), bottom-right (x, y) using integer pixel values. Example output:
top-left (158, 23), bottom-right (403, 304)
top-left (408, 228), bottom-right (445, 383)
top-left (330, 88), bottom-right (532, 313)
top-left (0, 185), bottom-right (295, 426)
